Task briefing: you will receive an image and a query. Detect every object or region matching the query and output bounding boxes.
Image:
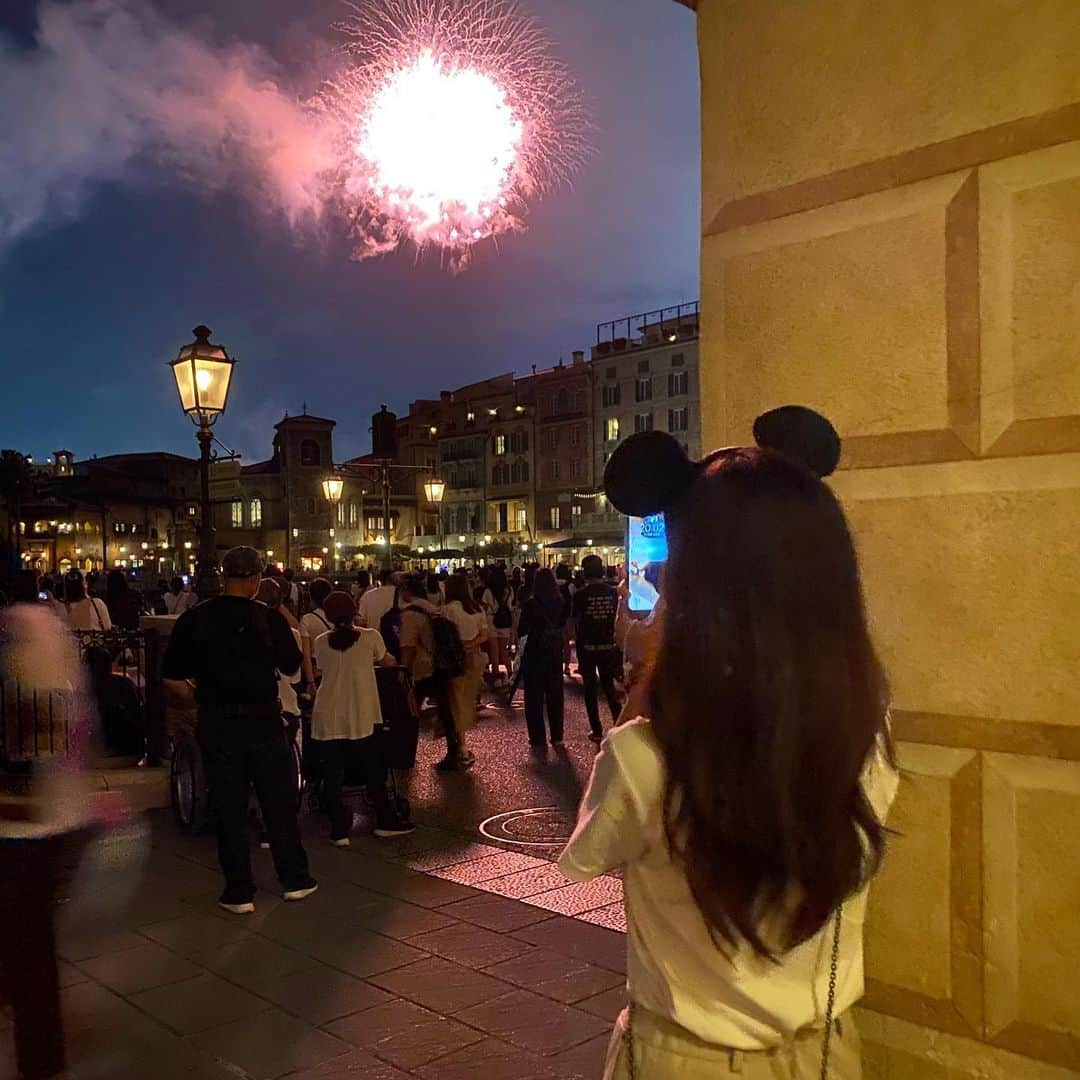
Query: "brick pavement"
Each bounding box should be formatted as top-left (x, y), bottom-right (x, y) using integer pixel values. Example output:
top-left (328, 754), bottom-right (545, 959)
top-left (0, 812), bottom-right (628, 1080)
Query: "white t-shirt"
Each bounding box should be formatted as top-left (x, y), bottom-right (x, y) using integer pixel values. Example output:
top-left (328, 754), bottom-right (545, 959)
top-left (311, 628), bottom-right (388, 741)
top-left (165, 591), bottom-right (196, 616)
top-left (63, 596), bottom-right (112, 631)
top-left (279, 628), bottom-right (302, 716)
top-left (559, 716), bottom-right (899, 1050)
top-left (299, 608), bottom-right (332, 643)
top-left (356, 585), bottom-right (396, 630)
top-left (443, 600), bottom-right (486, 645)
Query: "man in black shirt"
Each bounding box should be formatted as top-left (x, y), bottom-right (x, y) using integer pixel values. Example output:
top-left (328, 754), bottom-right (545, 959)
top-left (163, 547), bottom-right (316, 913)
top-left (571, 554), bottom-right (622, 742)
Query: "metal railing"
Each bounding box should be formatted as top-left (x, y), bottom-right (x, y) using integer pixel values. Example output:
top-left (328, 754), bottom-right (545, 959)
top-left (597, 300), bottom-right (700, 346)
top-left (1, 627), bottom-right (162, 764)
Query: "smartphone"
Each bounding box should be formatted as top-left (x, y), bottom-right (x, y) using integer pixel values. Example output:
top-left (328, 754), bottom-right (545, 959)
top-left (38, 591), bottom-right (49, 602)
top-left (625, 513), bottom-right (667, 615)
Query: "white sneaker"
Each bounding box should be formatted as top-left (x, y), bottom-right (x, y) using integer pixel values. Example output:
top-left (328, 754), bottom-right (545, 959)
top-left (218, 900), bottom-right (255, 915)
top-left (282, 881), bottom-right (319, 902)
top-left (331, 837), bottom-right (351, 848)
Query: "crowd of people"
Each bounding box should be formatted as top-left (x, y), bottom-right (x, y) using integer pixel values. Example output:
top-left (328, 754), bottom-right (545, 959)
top-left (1, 407), bottom-right (901, 1080)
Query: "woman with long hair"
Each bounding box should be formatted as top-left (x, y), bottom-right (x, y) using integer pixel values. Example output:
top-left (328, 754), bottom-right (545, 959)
top-left (60, 569), bottom-right (111, 631)
top-left (310, 591), bottom-right (412, 842)
top-left (517, 568), bottom-right (568, 748)
top-left (560, 412), bottom-right (898, 1080)
top-left (104, 568), bottom-right (144, 630)
top-left (480, 566), bottom-right (513, 684)
top-left (441, 573), bottom-right (487, 768)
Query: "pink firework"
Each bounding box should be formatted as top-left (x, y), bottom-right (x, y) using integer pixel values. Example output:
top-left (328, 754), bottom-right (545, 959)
top-left (320, 0), bottom-right (589, 266)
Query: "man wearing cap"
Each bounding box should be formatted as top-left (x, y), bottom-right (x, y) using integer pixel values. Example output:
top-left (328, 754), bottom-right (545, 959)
top-left (163, 546), bottom-right (317, 913)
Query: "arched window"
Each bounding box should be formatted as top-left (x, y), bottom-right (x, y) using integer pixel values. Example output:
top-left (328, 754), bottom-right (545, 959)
top-left (231, 500), bottom-right (243, 527)
top-left (300, 439), bottom-right (321, 466)
top-left (250, 498), bottom-right (262, 527)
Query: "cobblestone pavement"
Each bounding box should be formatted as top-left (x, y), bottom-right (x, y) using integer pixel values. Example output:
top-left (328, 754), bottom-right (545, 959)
top-left (0, 681), bottom-right (631, 1080)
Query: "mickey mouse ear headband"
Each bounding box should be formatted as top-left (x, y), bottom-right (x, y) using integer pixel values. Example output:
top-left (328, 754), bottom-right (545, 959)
top-left (602, 405), bottom-right (841, 519)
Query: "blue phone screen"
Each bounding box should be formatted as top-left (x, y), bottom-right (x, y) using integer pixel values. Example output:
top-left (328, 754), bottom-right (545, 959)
top-left (626, 513), bottom-right (667, 613)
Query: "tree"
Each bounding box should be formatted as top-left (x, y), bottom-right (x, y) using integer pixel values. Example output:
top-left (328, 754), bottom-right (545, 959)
top-left (0, 449), bottom-right (35, 564)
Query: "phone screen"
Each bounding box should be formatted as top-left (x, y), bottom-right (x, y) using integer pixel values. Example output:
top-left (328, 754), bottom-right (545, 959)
top-left (626, 513), bottom-right (667, 614)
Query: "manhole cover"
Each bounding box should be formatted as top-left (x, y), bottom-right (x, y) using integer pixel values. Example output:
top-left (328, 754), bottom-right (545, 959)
top-left (479, 806), bottom-right (576, 847)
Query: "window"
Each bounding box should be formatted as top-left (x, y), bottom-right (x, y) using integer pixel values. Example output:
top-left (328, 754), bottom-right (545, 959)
top-left (669, 407), bottom-right (689, 432)
top-left (556, 388), bottom-right (570, 415)
top-left (605, 366), bottom-right (616, 379)
top-left (337, 501), bottom-right (346, 526)
top-left (572, 503), bottom-right (582, 521)
top-left (493, 434), bottom-right (507, 456)
top-left (570, 426), bottom-right (581, 447)
top-left (250, 498), bottom-right (262, 527)
top-left (605, 417), bottom-right (620, 442)
top-left (570, 459), bottom-right (582, 480)
top-left (509, 430), bottom-right (528, 453)
top-left (547, 429), bottom-right (558, 450)
top-left (231, 500), bottom-right (243, 527)
top-left (349, 502), bottom-right (358, 527)
top-left (187, 504), bottom-right (197, 517)
top-left (602, 384), bottom-right (620, 407)
top-left (635, 412), bottom-right (654, 433)
top-left (549, 460), bottom-right (560, 481)
top-left (549, 506), bottom-right (561, 529)
top-left (668, 370), bottom-right (689, 396)
top-left (671, 352), bottom-right (685, 367)
top-left (637, 359), bottom-right (650, 373)
top-left (510, 460), bottom-right (530, 483)
top-left (636, 377), bottom-right (652, 403)
top-left (306, 497), bottom-right (316, 516)
top-left (299, 439), bottom-right (321, 466)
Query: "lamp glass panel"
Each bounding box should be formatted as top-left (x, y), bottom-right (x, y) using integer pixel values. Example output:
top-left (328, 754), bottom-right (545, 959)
top-left (172, 359), bottom-right (197, 413)
top-left (322, 476), bottom-right (344, 503)
top-left (192, 357), bottom-right (232, 414)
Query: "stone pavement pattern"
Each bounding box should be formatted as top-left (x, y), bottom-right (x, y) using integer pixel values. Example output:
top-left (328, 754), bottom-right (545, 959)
top-left (0, 811), bottom-right (628, 1080)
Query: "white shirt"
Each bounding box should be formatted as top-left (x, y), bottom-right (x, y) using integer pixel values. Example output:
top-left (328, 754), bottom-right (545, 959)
top-left (165, 591), bottom-right (196, 616)
top-left (311, 628), bottom-right (388, 741)
top-left (559, 717), bottom-right (899, 1050)
top-left (443, 600), bottom-right (486, 644)
top-left (62, 596), bottom-right (112, 631)
top-left (356, 584), bottom-right (396, 630)
top-left (279, 628), bottom-right (302, 716)
top-left (299, 608), bottom-right (332, 643)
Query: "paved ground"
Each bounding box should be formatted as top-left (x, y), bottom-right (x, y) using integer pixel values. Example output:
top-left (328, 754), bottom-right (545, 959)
top-left (0, 680), bottom-right (629, 1080)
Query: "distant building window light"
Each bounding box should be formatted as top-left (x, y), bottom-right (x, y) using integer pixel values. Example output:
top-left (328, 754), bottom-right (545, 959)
top-left (605, 417), bottom-right (620, 442)
top-left (250, 498), bottom-right (262, 527)
top-left (231, 500), bottom-right (243, 527)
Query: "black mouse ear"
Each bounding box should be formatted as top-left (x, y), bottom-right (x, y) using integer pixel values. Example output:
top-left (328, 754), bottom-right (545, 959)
top-left (752, 405), bottom-right (841, 478)
top-left (603, 431), bottom-right (697, 517)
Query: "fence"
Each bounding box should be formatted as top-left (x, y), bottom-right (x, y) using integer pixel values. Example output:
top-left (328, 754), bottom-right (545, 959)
top-left (1, 627), bottom-right (163, 765)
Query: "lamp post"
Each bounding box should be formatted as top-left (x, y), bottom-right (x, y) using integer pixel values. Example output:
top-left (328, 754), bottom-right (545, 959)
top-left (322, 474), bottom-right (343, 577)
top-left (423, 476), bottom-right (445, 559)
top-left (170, 325), bottom-right (236, 599)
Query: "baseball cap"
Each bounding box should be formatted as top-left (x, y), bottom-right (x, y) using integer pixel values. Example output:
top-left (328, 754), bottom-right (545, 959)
top-left (221, 546), bottom-right (263, 579)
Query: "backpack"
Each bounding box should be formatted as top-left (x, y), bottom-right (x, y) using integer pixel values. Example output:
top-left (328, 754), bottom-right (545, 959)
top-left (493, 593), bottom-right (513, 630)
top-left (379, 603), bottom-right (403, 661)
top-left (422, 610), bottom-right (466, 678)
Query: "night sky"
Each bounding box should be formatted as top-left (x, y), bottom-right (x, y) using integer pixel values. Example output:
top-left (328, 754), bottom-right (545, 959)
top-left (0, 0), bottom-right (699, 464)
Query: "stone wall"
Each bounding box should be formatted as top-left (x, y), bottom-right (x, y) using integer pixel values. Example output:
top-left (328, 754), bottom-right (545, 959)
top-left (693, 1), bottom-right (1080, 1075)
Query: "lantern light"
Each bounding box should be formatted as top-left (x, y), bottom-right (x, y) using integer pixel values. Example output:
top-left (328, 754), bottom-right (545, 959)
top-left (322, 475), bottom-right (344, 504)
top-left (423, 477), bottom-right (446, 504)
top-left (170, 325), bottom-right (235, 426)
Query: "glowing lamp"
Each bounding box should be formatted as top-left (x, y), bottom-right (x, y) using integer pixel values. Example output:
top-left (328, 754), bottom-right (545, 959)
top-left (586, 538), bottom-right (594, 546)
top-left (423, 477), bottom-right (446, 504)
top-left (335, 541), bottom-right (342, 549)
top-left (170, 325), bottom-right (235, 425)
top-left (484, 534), bottom-right (492, 542)
top-left (183, 541), bottom-right (192, 550)
top-left (266, 550), bottom-right (274, 558)
top-left (322, 476), bottom-right (344, 504)
top-left (322, 546), bottom-right (329, 555)
top-left (520, 543), bottom-right (527, 551)
top-left (417, 546), bottom-right (426, 554)
top-left (377, 536), bottom-right (387, 546)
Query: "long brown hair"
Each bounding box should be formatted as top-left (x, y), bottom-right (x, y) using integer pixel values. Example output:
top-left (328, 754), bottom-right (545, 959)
top-left (444, 573), bottom-right (477, 613)
top-left (649, 449), bottom-right (892, 959)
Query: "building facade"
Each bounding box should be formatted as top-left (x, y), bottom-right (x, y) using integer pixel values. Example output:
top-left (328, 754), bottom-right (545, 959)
top-left (684, 1), bottom-right (1080, 1076)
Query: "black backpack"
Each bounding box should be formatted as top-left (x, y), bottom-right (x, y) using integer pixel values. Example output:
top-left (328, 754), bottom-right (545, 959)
top-left (422, 610), bottom-right (466, 678)
top-left (379, 599), bottom-right (403, 661)
top-left (493, 593), bottom-right (513, 630)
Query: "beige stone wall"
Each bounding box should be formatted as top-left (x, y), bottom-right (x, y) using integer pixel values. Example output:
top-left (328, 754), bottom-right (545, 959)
top-left (694, 0), bottom-right (1080, 1075)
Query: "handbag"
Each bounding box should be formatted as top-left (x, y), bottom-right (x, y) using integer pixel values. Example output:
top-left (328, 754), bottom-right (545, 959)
top-left (623, 908), bottom-right (844, 1080)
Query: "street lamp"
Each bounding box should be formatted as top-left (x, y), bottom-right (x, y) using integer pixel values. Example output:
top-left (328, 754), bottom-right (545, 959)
top-left (423, 476), bottom-right (445, 556)
top-left (170, 325), bottom-right (236, 598)
top-left (322, 475), bottom-right (344, 575)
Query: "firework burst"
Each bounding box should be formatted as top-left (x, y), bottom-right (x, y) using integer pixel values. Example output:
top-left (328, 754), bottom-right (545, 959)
top-left (320, 0), bottom-right (589, 266)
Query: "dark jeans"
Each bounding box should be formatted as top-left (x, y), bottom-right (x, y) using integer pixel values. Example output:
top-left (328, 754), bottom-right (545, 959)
top-left (578, 649), bottom-right (621, 736)
top-left (414, 674), bottom-right (458, 756)
top-left (198, 727), bottom-right (309, 902)
top-left (320, 736), bottom-right (392, 838)
top-left (523, 649), bottom-right (564, 745)
top-left (0, 834), bottom-right (79, 1079)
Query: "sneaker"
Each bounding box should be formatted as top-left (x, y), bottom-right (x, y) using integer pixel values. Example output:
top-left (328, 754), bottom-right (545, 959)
top-left (218, 891), bottom-right (255, 915)
top-left (588, 730), bottom-right (603, 743)
top-left (373, 818), bottom-right (416, 838)
top-left (458, 751), bottom-right (476, 768)
top-left (330, 837), bottom-right (351, 848)
top-left (282, 879), bottom-right (319, 902)
top-left (258, 833), bottom-right (270, 850)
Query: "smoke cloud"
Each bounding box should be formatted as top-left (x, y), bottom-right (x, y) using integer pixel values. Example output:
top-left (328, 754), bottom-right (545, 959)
top-left (0, 0), bottom-right (338, 249)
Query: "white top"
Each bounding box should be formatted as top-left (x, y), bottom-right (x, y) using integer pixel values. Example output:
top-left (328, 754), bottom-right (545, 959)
top-left (299, 608), bottom-right (332, 643)
top-left (559, 717), bottom-right (899, 1050)
top-left (481, 587), bottom-right (513, 634)
top-left (311, 628), bottom-right (388, 740)
top-left (443, 600), bottom-right (486, 645)
top-left (356, 585), bottom-right (396, 630)
top-left (165, 591), bottom-right (196, 616)
top-left (279, 628), bottom-right (302, 716)
top-left (62, 596), bottom-right (112, 631)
